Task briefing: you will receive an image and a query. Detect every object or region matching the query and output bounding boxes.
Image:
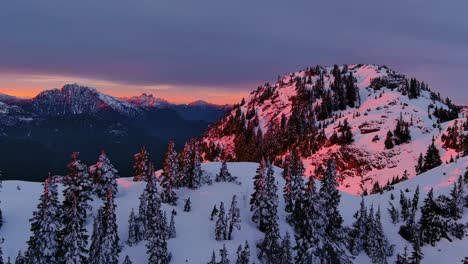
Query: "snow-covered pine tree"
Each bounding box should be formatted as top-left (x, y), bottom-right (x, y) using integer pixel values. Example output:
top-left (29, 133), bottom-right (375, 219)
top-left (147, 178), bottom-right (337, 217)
top-left (178, 141), bottom-right (194, 188)
top-left (122, 255), bottom-right (132, 264)
top-left (348, 197), bottom-right (368, 255)
top-left (161, 141), bottom-right (178, 205)
top-left (168, 210), bottom-right (176, 239)
top-left (138, 162), bottom-right (156, 237)
top-left (216, 160), bottom-right (236, 183)
top-left (89, 150), bottom-right (118, 198)
top-left (449, 175), bottom-right (464, 220)
top-left (236, 241), bottom-right (250, 264)
top-left (215, 202), bottom-right (227, 241)
top-left (290, 149), bottom-right (305, 216)
top-left (279, 232), bottom-right (292, 264)
top-left (423, 137), bottom-right (442, 171)
top-left (132, 146), bottom-right (150, 182)
top-left (314, 158), bottom-right (350, 263)
top-left (367, 206), bottom-right (393, 264)
top-left (88, 209), bottom-right (104, 264)
top-left (144, 165), bottom-right (171, 264)
top-left (282, 155), bottom-right (293, 213)
top-left (210, 205), bottom-right (218, 221)
top-left (257, 162), bottom-right (281, 263)
top-left (100, 188), bottom-right (120, 264)
top-left (388, 201), bottom-right (400, 224)
top-left (419, 188), bottom-right (446, 246)
top-left (400, 190), bottom-right (410, 221)
top-left (415, 153), bottom-right (424, 175)
top-left (395, 246), bottom-right (410, 264)
top-left (227, 195), bottom-right (241, 240)
top-left (409, 237), bottom-right (423, 264)
top-left (127, 208), bottom-right (139, 246)
top-left (219, 244), bottom-right (230, 264)
top-left (208, 250), bottom-right (217, 264)
top-left (59, 152), bottom-right (93, 264)
top-left (14, 251), bottom-right (26, 264)
top-left (25, 175), bottom-right (61, 264)
top-left (250, 159), bottom-right (268, 232)
top-left (191, 144), bottom-right (203, 189)
top-left (184, 198), bottom-right (192, 212)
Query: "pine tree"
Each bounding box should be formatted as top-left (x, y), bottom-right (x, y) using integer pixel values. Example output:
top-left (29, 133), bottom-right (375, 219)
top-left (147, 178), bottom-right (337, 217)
top-left (367, 207), bottom-right (393, 263)
top-left (89, 150), bottom-right (118, 198)
top-left (127, 208), bottom-right (139, 246)
top-left (168, 210), bottom-right (176, 239)
top-left (132, 146), bottom-right (150, 182)
top-left (409, 237), bottom-right (423, 264)
top-left (144, 167), bottom-right (171, 264)
top-left (219, 244), bottom-right (230, 264)
top-left (216, 160), bottom-right (236, 183)
top-left (59, 152), bottom-right (93, 264)
top-left (419, 188), bottom-right (446, 246)
top-left (400, 190), bottom-right (410, 221)
top-left (384, 130), bottom-right (394, 149)
top-left (250, 159), bottom-right (268, 232)
top-left (88, 209), bottom-right (104, 264)
top-left (227, 195), bottom-right (241, 240)
top-left (388, 201), bottom-right (400, 224)
top-left (138, 163), bottom-right (156, 237)
top-left (184, 198), bottom-right (192, 212)
top-left (314, 159), bottom-right (350, 263)
top-left (279, 232), bottom-right (292, 264)
top-left (449, 175), bottom-right (464, 220)
top-left (191, 143), bottom-right (203, 189)
top-left (423, 137), bottom-right (442, 171)
top-left (215, 202), bottom-right (227, 241)
top-left (25, 175), bottom-right (61, 264)
top-left (161, 141), bottom-right (178, 205)
top-left (210, 205), bottom-right (218, 221)
top-left (236, 241), bottom-right (250, 264)
top-left (100, 188), bottom-right (120, 264)
top-left (208, 250), bottom-right (216, 264)
top-left (122, 255), bottom-right (132, 264)
top-left (257, 162), bottom-right (281, 263)
top-left (348, 197), bottom-right (368, 255)
top-left (290, 150), bottom-right (305, 215)
top-left (14, 251), bottom-right (25, 264)
top-left (395, 246), bottom-right (410, 264)
top-left (282, 155), bottom-right (294, 213)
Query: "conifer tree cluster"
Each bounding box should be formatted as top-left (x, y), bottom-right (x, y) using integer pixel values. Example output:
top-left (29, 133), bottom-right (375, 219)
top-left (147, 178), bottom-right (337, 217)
top-left (214, 195), bottom-right (241, 241)
top-left (283, 150), bottom-right (305, 214)
top-left (441, 118), bottom-right (468, 156)
top-left (393, 114), bottom-right (411, 145)
top-left (348, 198), bottom-right (394, 263)
top-left (415, 137), bottom-right (442, 174)
top-left (179, 140), bottom-right (210, 189)
top-left (215, 160), bottom-right (237, 183)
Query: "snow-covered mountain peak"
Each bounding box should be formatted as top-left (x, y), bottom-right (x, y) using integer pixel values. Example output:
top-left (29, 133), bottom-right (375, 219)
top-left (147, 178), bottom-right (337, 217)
top-left (31, 83), bottom-right (140, 116)
top-left (122, 93), bottom-right (170, 108)
top-left (199, 63), bottom-right (463, 195)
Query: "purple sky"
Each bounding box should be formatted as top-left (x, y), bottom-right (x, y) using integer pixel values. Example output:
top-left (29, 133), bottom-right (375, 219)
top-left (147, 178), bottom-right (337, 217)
top-left (0, 0), bottom-right (467, 104)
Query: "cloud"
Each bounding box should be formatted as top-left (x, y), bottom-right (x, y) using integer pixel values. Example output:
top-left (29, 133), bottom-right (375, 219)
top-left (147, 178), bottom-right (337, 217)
top-left (0, 0), bottom-right (467, 103)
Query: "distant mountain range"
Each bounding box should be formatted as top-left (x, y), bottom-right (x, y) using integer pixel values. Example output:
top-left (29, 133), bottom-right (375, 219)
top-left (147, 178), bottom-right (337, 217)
top-left (0, 84), bottom-right (231, 181)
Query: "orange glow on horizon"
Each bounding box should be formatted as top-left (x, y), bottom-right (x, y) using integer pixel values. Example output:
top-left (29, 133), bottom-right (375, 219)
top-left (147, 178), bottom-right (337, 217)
top-left (0, 73), bottom-right (247, 105)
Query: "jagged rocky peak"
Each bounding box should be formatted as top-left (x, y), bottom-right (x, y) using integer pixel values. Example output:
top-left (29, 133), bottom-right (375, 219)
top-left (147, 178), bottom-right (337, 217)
top-left (199, 63), bottom-right (463, 194)
top-left (122, 93), bottom-right (170, 107)
top-left (31, 83), bottom-right (139, 116)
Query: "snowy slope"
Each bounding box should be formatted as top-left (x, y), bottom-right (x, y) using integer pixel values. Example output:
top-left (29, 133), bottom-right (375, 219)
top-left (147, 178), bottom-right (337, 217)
top-left (200, 64), bottom-right (464, 195)
top-left (0, 160), bottom-right (466, 263)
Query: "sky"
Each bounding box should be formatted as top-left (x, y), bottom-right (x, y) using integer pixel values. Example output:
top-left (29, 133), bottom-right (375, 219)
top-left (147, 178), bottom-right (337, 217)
top-left (0, 0), bottom-right (467, 104)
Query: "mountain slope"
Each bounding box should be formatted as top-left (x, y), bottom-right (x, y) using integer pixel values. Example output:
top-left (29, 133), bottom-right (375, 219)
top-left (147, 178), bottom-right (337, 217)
top-left (200, 64), bottom-right (464, 194)
top-left (0, 160), bottom-right (466, 263)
